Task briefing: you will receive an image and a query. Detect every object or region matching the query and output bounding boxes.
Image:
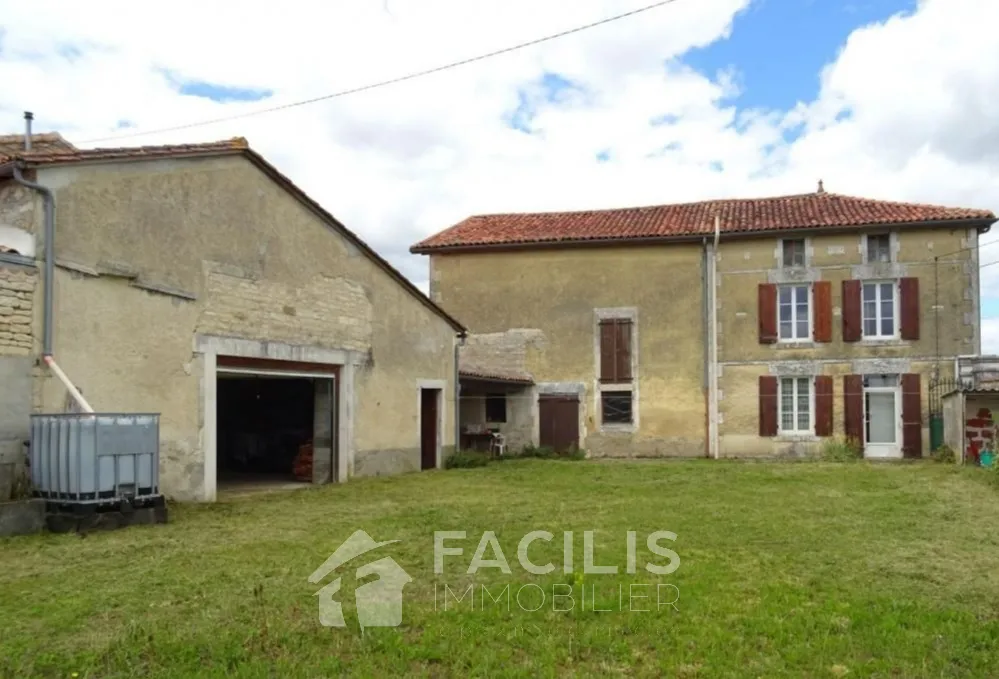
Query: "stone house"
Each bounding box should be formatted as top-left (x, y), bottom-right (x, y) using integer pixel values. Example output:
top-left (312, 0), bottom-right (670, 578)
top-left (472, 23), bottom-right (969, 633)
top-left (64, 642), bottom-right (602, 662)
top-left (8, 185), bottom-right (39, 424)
top-left (0, 130), bottom-right (465, 502)
top-left (411, 187), bottom-right (996, 459)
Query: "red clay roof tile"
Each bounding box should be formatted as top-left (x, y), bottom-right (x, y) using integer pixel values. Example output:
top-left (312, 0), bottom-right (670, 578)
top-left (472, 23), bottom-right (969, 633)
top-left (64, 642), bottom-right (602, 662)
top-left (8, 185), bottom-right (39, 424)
top-left (411, 192), bottom-right (997, 252)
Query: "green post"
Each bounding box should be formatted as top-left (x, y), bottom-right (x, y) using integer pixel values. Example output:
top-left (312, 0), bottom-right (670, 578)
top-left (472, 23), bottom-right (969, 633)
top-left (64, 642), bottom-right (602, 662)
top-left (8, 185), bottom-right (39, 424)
top-left (929, 414), bottom-right (944, 452)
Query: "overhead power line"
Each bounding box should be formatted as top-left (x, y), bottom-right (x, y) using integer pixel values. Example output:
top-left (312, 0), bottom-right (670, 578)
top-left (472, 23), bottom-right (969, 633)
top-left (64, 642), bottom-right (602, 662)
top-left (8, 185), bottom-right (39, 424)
top-left (80, 0), bottom-right (683, 145)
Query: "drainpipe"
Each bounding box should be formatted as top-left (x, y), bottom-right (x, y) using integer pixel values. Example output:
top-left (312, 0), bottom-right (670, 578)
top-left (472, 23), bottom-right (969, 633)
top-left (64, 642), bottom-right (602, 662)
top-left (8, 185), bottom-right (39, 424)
top-left (12, 115), bottom-right (94, 413)
top-left (454, 332), bottom-right (466, 453)
top-left (708, 215), bottom-right (721, 459)
top-left (701, 238), bottom-right (709, 456)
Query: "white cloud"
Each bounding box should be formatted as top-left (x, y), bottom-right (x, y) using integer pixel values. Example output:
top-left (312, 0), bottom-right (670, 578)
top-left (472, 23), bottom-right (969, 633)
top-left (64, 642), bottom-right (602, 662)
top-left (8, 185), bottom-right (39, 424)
top-left (0, 0), bottom-right (997, 350)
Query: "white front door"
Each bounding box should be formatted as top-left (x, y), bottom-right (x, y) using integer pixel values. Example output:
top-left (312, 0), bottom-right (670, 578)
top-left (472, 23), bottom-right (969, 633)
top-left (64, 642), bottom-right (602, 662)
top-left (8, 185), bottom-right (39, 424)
top-left (864, 375), bottom-right (902, 459)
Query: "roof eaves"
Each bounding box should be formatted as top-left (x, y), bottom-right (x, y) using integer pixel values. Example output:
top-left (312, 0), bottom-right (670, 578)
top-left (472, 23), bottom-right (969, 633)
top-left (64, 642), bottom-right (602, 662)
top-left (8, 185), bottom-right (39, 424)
top-left (410, 215), bottom-right (999, 255)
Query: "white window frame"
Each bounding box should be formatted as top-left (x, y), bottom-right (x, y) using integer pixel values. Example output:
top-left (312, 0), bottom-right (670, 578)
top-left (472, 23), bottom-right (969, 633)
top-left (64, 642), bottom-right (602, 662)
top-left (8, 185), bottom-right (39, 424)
top-left (861, 280), bottom-right (899, 340)
top-left (777, 284), bottom-right (812, 342)
top-left (779, 376), bottom-right (814, 435)
top-left (864, 233), bottom-right (894, 264)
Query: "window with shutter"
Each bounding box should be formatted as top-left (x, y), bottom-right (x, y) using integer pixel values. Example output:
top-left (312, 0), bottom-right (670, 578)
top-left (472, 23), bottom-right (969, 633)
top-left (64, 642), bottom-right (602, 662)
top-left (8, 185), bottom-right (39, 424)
top-left (778, 284), bottom-right (811, 341)
top-left (861, 281), bottom-right (898, 339)
top-left (778, 376), bottom-right (814, 434)
top-left (599, 319), bottom-right (633, 383)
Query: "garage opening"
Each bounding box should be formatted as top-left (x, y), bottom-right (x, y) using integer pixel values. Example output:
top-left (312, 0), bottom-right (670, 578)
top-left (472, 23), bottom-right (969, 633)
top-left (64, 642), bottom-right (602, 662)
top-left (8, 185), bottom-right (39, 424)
top-left (214, 358), bottom-right (337, 493)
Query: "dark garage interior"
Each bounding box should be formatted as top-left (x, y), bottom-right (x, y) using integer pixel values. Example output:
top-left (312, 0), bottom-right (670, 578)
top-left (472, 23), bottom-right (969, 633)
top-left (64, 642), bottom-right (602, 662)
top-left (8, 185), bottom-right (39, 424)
top-left (216, 375), bottom-right (316, 485)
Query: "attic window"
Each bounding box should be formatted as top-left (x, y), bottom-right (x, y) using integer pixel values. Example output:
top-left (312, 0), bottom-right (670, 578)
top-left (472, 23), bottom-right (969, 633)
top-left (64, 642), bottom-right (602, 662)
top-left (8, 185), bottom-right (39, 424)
top-left (781, 239), bottom-right (806, 268)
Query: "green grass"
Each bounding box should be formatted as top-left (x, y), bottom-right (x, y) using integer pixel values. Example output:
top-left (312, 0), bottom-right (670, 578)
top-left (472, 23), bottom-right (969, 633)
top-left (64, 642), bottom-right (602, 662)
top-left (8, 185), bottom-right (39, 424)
top-left (2, 460), bottom-right (999, 678)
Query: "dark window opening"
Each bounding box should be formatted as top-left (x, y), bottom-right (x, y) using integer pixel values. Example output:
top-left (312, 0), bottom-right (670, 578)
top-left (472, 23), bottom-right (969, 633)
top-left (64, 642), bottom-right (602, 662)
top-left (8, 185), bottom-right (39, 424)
top-left (602, 391), bottom-right (633, 424)
top-left (485, 393), bottom-right (507, 423)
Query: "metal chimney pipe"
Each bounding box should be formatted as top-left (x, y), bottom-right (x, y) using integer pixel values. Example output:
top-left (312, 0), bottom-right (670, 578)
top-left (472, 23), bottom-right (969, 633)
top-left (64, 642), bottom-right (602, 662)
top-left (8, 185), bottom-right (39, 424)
top-left (24, 111), bottom-right (34, 150)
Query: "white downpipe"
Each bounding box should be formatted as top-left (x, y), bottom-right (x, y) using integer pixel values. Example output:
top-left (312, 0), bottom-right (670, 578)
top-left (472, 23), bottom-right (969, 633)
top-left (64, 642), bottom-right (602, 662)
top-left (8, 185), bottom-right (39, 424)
top-left (43, 355), bottom-right (94, 413)
top-left (708, 215), bottom-right (721, 459)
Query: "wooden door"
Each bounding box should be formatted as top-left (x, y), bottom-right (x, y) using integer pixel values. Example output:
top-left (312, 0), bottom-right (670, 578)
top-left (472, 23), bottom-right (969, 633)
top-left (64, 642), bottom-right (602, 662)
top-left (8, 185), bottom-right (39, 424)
top-left (420, 389), bottom-right (439, 470)
top-left (539, 395), bottom-right (579, 452)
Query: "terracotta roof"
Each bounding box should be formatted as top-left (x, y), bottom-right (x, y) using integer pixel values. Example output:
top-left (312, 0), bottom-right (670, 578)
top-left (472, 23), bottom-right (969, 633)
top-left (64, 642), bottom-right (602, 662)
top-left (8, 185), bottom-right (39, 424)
top-left (0, 132), bottom-right (76, 159)
top-left (411, 192), bottom-right (997, 252)
top-left (459, 369), bottom-right (534, 385)
top-left (0, 135), bottom-right (466, 333)
top-left (1, 137), bottom-right (248, 165)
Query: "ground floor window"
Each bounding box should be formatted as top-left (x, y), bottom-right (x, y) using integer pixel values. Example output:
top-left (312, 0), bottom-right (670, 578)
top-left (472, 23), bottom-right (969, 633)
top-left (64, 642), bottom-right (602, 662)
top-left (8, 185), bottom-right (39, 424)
top-left (779, 376), bottom-right (813, 434)
top-left (601, 391), bottom-right (633, 424)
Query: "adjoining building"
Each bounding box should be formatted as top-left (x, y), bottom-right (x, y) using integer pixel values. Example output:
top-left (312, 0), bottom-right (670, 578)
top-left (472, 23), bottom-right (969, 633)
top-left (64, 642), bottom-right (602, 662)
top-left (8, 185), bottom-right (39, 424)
top-left (1, 126), bottom-right (464, 502)
top-left (413, 186), bottom-right (996, 460)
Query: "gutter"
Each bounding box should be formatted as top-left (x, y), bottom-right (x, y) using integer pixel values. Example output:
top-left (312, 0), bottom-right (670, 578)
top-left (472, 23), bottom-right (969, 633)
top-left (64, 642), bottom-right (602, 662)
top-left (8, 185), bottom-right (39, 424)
top-left (708, 215), bottom-right (720, 460)
top-left (454, 331), bottom-right (467, 454)
top-left (11, 152), bottom-right (94, 413)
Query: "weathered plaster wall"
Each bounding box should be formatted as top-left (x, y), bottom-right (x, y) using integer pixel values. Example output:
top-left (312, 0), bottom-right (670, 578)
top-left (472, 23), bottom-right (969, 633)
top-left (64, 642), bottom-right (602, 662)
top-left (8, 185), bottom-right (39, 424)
top-left (717, 228), bottom-right (976, 363)
top-left (28, 155), bottom-right (456, 500)
top-left (432, 245), bottom-right (706, 456)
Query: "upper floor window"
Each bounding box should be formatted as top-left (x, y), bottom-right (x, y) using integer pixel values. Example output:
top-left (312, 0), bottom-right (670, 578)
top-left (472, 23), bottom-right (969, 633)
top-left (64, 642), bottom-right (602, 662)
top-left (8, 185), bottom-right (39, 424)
top-left (862, 281), bottom-right (897, 338)
top-left (778, 284), bottom-right (811, 341)
top-left (780, 376), bottom-right (813, 434)
top-left (866, 234), bottom-right (892, 263)
top-left (781, 238), bottom-right (806, 268)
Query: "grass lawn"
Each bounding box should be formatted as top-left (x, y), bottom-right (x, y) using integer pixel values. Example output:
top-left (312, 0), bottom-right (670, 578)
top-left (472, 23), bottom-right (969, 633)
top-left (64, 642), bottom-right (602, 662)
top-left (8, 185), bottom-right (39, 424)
top-left (2, 460), bottom-right (999, 678)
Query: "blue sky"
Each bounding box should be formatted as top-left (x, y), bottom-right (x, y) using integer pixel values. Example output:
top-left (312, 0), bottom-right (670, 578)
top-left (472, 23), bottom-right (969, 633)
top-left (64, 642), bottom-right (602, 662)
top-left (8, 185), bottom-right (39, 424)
top-left (684, 0), bottom-right (917, 110)
top-left (502, 0), bottom-right (918, 151)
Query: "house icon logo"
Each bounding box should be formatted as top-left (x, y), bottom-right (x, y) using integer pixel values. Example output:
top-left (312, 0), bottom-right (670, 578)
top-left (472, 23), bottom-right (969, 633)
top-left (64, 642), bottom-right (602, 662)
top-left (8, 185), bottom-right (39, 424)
top-left (308, 530), bottom-right (413, 631)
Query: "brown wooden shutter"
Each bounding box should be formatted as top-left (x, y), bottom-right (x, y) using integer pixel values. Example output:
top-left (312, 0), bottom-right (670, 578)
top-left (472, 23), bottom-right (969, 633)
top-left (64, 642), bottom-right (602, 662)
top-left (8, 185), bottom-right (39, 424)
top-left (813, 281), bottom-right (832, 343)
top-left (759, 375), bottom-right (778, 436)
top-left (599, 319), bottom-right (632, 383)
top-left (899, 277), bottom-right (920, 340)
top-left (843, 374), bottom-right (864, 446)
top-left (758, 284), bottom-right (778, 344)
top-left (599, 321), bottom-right (616, 382)
top-left (842, 280), bottom-right (862, 342)
top-left (814, 375), bottom-right (834, 436)
top-left (615, 320), bottom-right (632, 381)
top-left (901, 373), bottom-right (922, 459)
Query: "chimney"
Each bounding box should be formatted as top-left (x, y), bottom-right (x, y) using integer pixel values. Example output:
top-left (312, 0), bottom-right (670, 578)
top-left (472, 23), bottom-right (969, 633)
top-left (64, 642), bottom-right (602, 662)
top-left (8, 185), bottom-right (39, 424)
top-left (817, 179), bottom-right (825, 194)
top-left (24, 111), bottom-right (34, 151)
